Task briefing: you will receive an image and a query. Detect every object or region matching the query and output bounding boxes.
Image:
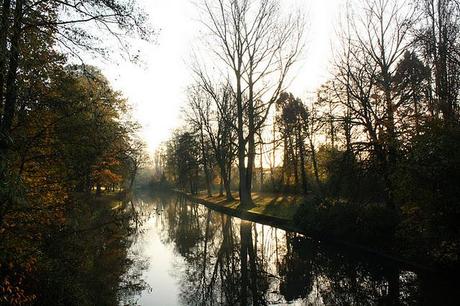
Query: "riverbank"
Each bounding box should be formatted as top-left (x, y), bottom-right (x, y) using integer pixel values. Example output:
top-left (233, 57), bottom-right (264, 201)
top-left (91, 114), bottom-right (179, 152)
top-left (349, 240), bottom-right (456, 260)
top-left (174, 189), bottom-right (445, 274)
top-left (177, 190), bottom-right (303, 233)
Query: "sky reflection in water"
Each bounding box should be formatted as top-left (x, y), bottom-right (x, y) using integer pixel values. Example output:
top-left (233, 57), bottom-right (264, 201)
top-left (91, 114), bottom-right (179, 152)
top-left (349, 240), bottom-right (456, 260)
top-left (123, 192), bottom-right (457, 306)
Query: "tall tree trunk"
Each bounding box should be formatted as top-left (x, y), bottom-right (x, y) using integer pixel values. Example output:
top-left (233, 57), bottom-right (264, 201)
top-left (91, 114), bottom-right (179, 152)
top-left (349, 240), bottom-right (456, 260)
top-left (329, 103), bottom-right (335, 148)
top-left (270, 119), bottom-right (276, 191)
top-left (281, 136), bottom-right (288, 190)
top-left (309, 137), bottom-right (321, 188)
top-left (288, 134), bottom-right (298, 191)
top-left (2, 0), bottom-right (23, 133)
top-left (227, 161), bottom-right (234, 200)
top-left (0, 0), bottom-right (11, 118)
top-left (382, 68), bottom-right (397, 209)
top-left (244, 69), bottom-right (256, 205)
top-left (221, 166), bottom-right (233, 201)
top-left (259, 140), bottom-right (263, 192)
top-left (344, 111), bottom-right (352, 153)
top-left (236, 69), bottom-right (252, 205)
top-left (245, 130), bottom-right (255, 204)
top-left (200, 127), bottom-right (212, 197)
top-left (297, 127), bottom-right (308, 195)
top-left (383, 69), bottom-right (397, 165)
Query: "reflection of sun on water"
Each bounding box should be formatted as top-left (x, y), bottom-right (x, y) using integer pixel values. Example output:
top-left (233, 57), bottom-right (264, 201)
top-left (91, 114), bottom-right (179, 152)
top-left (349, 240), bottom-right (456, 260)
top-left (127, 204), bottom-right (184, 306)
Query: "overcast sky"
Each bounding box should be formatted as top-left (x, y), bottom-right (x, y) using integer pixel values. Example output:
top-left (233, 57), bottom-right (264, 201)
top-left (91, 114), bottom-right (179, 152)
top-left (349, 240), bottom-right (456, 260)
top-left (95, 0), bottom-right (343, 153)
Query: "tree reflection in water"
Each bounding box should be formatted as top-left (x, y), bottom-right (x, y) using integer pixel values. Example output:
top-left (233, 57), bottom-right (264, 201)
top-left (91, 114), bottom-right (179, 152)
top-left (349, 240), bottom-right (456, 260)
top-left (134, 193), bottom-right (459, 306)
top-left (31, 197), bottom-right (150, 306)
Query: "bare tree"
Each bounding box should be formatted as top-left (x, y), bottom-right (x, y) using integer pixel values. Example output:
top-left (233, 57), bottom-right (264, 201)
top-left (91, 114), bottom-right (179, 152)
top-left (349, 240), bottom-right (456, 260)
top-left (198, 0), bottom-right (305, 205)
top-left (333, 0), bottom-right (416, 208)
top-left (185, 85), bottom-right (214, 197)
top-left (185, 83), bottom-right (237, 200)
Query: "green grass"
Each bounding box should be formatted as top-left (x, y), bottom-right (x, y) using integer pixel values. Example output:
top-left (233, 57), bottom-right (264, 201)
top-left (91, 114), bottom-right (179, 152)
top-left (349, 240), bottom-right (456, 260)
top-left (193, 191), bottom-right (306, 221)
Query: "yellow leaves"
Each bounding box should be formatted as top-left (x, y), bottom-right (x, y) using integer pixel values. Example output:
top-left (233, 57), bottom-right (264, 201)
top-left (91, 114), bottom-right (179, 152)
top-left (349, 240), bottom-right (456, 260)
top-left (93, 168), bottom-right (123, 184)
top-left (0, 63), bottom-right (138, 304)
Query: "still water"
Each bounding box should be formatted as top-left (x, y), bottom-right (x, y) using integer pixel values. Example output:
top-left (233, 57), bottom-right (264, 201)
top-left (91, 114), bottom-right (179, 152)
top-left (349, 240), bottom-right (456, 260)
top-left (122, 192), bottom-right (458, 305)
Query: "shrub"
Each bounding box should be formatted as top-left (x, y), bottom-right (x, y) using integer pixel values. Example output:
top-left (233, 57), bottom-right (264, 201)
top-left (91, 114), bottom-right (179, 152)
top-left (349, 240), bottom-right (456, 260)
top-left (294, 197), bottom-right (398, 246)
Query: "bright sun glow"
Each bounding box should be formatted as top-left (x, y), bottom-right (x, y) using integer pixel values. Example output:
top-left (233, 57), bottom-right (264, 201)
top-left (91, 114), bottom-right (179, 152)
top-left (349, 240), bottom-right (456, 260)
top-left (95, 0), bottom-right (342, 153)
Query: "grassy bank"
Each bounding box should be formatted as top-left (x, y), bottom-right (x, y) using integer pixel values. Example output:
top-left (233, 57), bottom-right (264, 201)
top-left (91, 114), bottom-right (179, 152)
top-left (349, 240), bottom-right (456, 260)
top-left (187, 191), bottom-right (304, 220)
top-left (175, 190), bottom-right (305, 235)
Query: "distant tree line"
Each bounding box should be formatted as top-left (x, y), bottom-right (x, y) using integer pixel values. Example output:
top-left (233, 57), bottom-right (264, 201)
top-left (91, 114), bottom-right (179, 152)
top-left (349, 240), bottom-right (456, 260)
top-left (160, 0), bottom-right (460, 268)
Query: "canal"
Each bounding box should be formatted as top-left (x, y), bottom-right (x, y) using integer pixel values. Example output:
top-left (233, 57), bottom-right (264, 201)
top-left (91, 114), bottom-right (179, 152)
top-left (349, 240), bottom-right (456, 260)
top-left (122, 191), bottom-right (457, 305)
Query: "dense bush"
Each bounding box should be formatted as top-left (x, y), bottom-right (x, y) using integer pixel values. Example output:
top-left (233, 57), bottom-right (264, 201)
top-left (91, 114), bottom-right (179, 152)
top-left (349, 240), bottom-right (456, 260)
top-left (394, 122), bottom-right (460, 267)
top-left (294, 197), bottom-right (398, 247)
top-left (314, 145), bottom-right (386, 202)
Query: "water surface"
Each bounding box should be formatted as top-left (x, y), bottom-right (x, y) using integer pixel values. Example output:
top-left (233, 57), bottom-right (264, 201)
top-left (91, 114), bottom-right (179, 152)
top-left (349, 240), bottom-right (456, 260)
top-left (124, 192), bottom-right (458, 305)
